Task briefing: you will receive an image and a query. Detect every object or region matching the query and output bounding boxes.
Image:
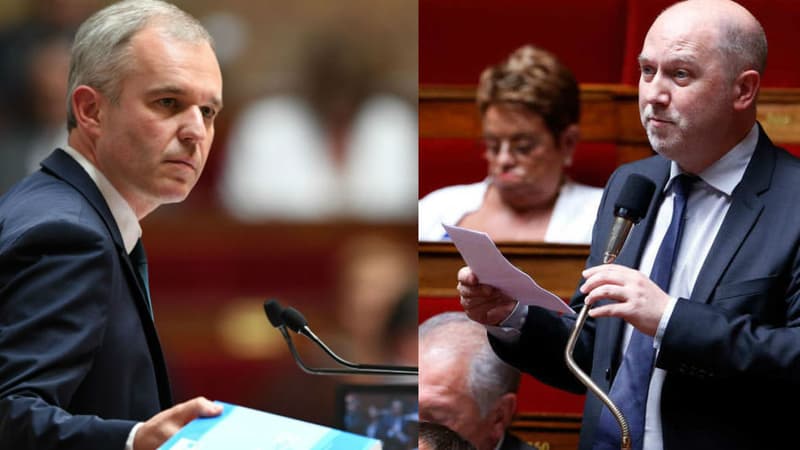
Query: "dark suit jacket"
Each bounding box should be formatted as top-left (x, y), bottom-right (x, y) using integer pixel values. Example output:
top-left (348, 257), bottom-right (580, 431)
top-left (490, 126), bottom-right (800, 450)
top-left (0, 149), bottom-right (172, 449)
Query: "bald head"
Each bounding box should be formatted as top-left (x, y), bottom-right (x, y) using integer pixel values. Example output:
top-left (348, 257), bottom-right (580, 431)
top-left (420, 311), bottom-right (488, 359)
top-left (419, 312), bottom-right (521, 450)
top-left (651, 0), bottom-right (767, 77)
top-left (420, 312), bottom-right (520, 413)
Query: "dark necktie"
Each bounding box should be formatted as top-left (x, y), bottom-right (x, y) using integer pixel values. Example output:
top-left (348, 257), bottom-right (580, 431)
top-left (130, 239), bottom-right (153, 319)
top-left (593, 174), bottom-right (696, 450)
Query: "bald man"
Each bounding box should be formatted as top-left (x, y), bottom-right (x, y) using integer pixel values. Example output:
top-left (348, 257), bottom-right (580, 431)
top-left (419, 312), bottom-right (537, 450)
top-left (458, 1), bottom-right (800, 449)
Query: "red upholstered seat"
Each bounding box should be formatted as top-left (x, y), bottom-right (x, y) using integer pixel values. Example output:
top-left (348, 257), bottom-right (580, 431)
top-left (781, 144), bottom-right (800, 157)
top-left (419, 138), bottom-right (616, 199)
top-left (568, 142), bottom-right (617, 189)
top-left (420, 0), bottom-right (628, 85)
top-left (419, 138), bottom-right (485, 199)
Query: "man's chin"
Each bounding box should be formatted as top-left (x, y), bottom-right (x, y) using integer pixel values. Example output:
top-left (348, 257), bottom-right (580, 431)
top-left (646, 133), bottom-right (680, 157)
top-left (157, 183), bottom-right (194, 204)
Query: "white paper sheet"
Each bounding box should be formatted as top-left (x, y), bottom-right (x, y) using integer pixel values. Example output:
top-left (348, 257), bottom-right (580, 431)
top-left (444, 224), bottom-right (572, 314)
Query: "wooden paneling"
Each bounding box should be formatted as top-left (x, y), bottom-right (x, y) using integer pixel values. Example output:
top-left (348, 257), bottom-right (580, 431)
top-left (511, 413), bottom-right (582, 450)
top-left (419, 242), bottom-right (589, 300)
top-left (420, 85), bottom-right (800, 162)
top-left (756, 89), bottom-right (800, 144)
top-left (420, 84), bottom-right (629, 144)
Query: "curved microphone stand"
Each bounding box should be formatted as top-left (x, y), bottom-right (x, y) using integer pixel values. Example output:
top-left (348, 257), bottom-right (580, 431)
top-left (281, 307), bottom-right (417, 375)
top-left (564, 174), bottom-right (654, 450)
top-left (564, 251), bottom-right (631, 450)
top-left (264, 300), bottom-right (418, 376)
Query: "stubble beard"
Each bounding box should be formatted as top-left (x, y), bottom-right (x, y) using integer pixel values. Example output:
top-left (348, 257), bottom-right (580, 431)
top-left (641, 106), bottom-right (684, 159)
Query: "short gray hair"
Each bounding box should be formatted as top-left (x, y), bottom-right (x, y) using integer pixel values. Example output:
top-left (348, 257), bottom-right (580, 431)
top-left (66, 0), bottom-right (214, 130)
top-left (719, 16), bottom-right (768, 77)
top-left (658, 0), bottom-right (768, 81)
top-left (420, 312), bottom-right (520, 418)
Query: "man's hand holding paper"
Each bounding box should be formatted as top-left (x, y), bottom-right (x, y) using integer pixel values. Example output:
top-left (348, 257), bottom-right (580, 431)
top-left (457, 266), bottom-right (519, 325)
top-left (447, 224), bottom-right (571, 326)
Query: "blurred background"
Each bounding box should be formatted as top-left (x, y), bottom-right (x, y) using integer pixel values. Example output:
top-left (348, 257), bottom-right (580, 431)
top-left (0, 0), bottom-right (418, 430)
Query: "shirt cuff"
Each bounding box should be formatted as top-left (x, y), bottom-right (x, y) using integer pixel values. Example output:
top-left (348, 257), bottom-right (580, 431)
top-left (654, 296), bottom-right (678, 349)
top-left (486, 302), bottom-right (528, 343)
top-left (125, 422), bottom-right (143, 450)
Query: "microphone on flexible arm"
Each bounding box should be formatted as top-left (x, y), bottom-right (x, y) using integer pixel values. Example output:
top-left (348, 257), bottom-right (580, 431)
top-left (264, 299), bottom-right (290, 339)
top-left (263, 299), bottom-right (418, 376)
top-left (602, 174), bottom-right (657, 264)
top-left (564, 174), bottom-right (656, 450)
top-left (263, 299), bottom-right (362, 375)
top-left (281, 306), bottom-right (418, 375)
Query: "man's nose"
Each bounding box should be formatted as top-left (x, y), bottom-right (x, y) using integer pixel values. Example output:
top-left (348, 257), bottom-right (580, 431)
top-left (640, 73), bottom-right (670, 107)
top-left (178, 107), bottom-right (208, 144)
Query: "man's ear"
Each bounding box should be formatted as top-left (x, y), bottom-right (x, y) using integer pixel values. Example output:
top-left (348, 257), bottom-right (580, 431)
top-left (733, 69), bottom-right (760, 111)
top-left (71, 85), bottom-right (104, 138)
top-left (489, 392), bottom-right (518, 443)
top-left (558, 124), bottom-right (580, 167)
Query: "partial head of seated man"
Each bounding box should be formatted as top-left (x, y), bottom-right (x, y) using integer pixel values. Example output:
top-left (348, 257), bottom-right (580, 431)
top-left (418, 421), bottom-right (477, 450)
top-left (418, 44), bottom-right (603, 243)
top-left (419, 312), bottom-right (538, 450)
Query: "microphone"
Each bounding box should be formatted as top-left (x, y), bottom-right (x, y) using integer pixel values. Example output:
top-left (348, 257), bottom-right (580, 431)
top-left (264, 299), bottom-right (367, 375)
top-left (603, 174), bottom-right (656, 264)
top-left (565, 174), bottom-right (656, 450)
top-left (280, 306), bottom-right (316, 337)
top-left (281, 306), bottom-right (417, 375)
top-left (264, 299), bottom-right (290, 338)
top-left (263, 300), bottom-right (418, 376)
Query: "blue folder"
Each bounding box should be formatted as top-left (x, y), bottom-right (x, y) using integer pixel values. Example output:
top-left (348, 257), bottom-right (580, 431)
top-left (159, 401), bottom-right (382, 450)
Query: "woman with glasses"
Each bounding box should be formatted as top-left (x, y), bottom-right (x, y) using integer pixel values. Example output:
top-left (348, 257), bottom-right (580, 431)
top-left (419, 45), bottom-right (602, 243)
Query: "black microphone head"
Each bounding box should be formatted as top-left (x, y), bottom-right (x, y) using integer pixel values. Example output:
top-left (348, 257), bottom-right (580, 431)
top-left (281, 307), bottom-right (309, 333)
top-left (613, 174), bottom-right (656, 223)
top-left (263, 299), bottom-right (285, 328)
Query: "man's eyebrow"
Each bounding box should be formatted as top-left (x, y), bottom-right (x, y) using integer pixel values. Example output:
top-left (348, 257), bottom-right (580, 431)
top-left (637, 54), bottom-right (698, 67)
top-left (147, 85), bottom-right (184, 98)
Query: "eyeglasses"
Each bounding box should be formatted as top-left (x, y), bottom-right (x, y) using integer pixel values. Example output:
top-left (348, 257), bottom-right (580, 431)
top-left (482, 134), bottom-right (542, 158)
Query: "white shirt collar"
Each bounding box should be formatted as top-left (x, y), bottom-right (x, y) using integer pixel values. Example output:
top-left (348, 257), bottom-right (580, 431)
top-left (61, 145), bottom-right (142, 253)
top-left (667, 122), bottom-right (759, 196)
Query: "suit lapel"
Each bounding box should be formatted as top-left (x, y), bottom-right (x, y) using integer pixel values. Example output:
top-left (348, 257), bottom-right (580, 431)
top-left (40, 149), bottom-right (173, 407)
top-left (41, 150), bottom-right (153, 311)
top-left (41, 150), bottom-right (125, 247)
top-left (690, 130), bottom-right (772, 304)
